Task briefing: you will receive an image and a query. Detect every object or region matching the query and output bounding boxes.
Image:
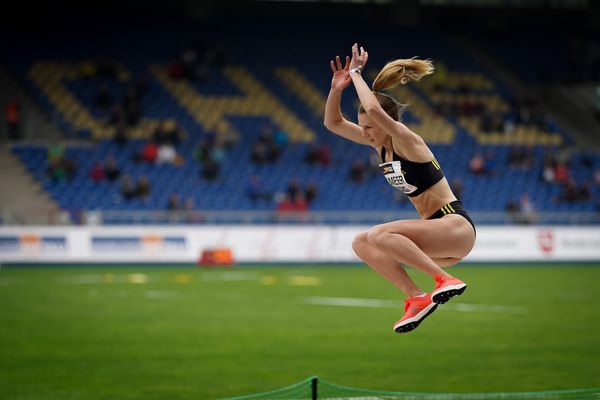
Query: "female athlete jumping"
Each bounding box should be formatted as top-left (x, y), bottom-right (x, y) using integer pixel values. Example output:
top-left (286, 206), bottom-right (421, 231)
top-left (324, 43), bottom-right (476, 333)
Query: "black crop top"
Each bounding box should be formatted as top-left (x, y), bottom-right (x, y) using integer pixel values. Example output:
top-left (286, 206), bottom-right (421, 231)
top-left (379, 147), bottom-right (445, 197)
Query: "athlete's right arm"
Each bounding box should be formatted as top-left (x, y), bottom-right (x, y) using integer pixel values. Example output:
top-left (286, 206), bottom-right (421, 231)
top-left (324, 89), bottom-right (370, 145)
top-left (324, 55), bottom-right (370, 146)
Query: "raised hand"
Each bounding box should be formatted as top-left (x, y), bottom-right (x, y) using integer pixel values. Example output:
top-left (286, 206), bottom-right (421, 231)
top-left (349, 43), bottom-right (368, 74)
top-left (330, 55), bottom-right (351, 91)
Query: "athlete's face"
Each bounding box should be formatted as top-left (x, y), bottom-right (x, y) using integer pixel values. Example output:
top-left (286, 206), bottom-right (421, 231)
top-left (358, 112), bottom-right (388, 147)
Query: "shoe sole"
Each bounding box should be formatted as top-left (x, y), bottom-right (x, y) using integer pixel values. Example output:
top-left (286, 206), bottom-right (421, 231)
top-left (394, 303), bottom-right (438, 334)
top-left (431, 284), bottom-right (467, 304)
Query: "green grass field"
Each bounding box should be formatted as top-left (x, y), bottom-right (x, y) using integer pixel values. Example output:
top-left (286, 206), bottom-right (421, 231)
top-left (1, 264), bottom-right (599, 399)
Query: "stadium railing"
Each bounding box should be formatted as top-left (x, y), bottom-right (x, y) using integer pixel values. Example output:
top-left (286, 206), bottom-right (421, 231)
top-left (2, 209), bottom-right (599, 226)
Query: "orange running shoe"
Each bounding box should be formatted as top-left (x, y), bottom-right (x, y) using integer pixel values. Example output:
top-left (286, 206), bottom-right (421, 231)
top-left (393, 293), bottom-right (438, 334)
top-left (431, 275), bottom-right (467, 304)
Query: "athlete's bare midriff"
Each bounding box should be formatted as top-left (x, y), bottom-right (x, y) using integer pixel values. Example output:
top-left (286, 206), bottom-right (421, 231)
top-left (408, 178), bottom-right (457, 219)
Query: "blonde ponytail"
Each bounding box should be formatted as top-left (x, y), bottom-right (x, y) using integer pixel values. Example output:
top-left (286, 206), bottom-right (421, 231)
top-left (372, 58), bottom-right (434, 92)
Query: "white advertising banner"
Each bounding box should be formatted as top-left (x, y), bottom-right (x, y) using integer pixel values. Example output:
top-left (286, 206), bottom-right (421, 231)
top-left (0, 226), bottom-right (599, 263)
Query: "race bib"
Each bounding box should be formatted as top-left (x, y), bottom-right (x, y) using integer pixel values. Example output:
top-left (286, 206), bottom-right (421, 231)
top-left (379, 161), bottom-right (418, 194)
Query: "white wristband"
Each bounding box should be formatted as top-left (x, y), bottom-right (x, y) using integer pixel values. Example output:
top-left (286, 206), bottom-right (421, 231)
top-left (349, 66), bottom-right (362, 75)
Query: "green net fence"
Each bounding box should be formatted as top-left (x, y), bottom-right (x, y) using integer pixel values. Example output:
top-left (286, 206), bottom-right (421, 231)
top-left (223, 376), bottom-right (600, 400)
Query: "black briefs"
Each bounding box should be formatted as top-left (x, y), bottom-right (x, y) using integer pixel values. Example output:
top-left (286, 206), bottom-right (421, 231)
top-left (427, 200), bottom-right (476, 235)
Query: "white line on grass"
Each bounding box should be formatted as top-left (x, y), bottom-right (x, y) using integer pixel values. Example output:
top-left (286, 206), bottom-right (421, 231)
top-left (446, 303), bottom-right (529, 314)
top-left (199, 271), bottom-right (259, 282)
top-left (56, 274), bottom-right (107, 284)
top-left (302, 296), bottom-right (528, 314)
top-left (0, 277), bottom-right (24, 286)
top-left (144, 290), bottom-right (183, 300)
top-left (304, 296), bottom-right (400, 308)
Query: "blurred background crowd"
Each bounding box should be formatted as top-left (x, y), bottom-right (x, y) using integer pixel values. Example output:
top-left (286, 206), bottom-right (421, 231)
top-left (1, 0), bottom-right (599, 226)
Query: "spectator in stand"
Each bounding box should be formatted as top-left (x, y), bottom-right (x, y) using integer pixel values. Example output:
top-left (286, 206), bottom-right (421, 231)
top-left (4, 97), bottom-right (21, 139)
top-left (210, 137), bottom-right (227, 164)
top-left (508, 146), bottom-right (525, 167)
top-left (505, 198), bottom-right (520, 223)
top-left (163, 119), bottom-right (183, 147)
top-left (182, 197), bottom-right (195, 211)
top-left (553, 162), bottom-right (570, 184)
top-left (181, 197), bottom-right (200, 223)
top-left (317, 144), bottom-right (332, 166)
top-left (246, 175), bottom-right (271, 202)
top-left (201, 157), bottom-right (219, 181)
top-left (305, 143), bottom-right (320, 165)
top-left (47, 142), bottom-right (66, 162)
top-left (104, 157), bottom-right (121, 181)
top-left (120, 175), bottom-right (137, 200)
top-left (519, 192), bottom-right (537, 224)
top-left (46, 143), bottom-right (76, 181)
top-left (508, 146), bottom-right (533, 170)
top-left (274, 128), bottom-right (289, 149)
top-left (266, 141), bottom-right (281, 163)
top-left (349, 159), bottom-right (367, 182)
top-left (286, 178), bottom-right (302, 201)
top-left (259, 123), bottom-right (274, 142)
top-left (305, 142), bottom-right (331, 166)
top-left (136, 175), bottom-right (151, 199)
top-left (194, 137), bottom-right (212, 162)
top-left (503, 116), bottom-right (516, 135)
top-left (90, 161), bottom-right (105, 182)
top-left (141, 141), bottom-right (158, 163)
top-left (276, 192), bottom-right (309, 214)
top-left (542, 158), bottom-right (555, 183)
top-left (557, 179), bottom-right (581, 203)
top-left (276, 193), bottom-right (295, 214)
top-left (257, 127), bottom-right (281, 163)
top-left (564, 180), bottom-right (579, 203)
top-left (153, 123), bottom-right (168, 145)
top-left (469, 153), bottom-right (487, 176)
top-left (294, 192), bottom-right (309, 211)
top-left (305, 182), bottom-right (319, 204)
top-left (579, 180), bottom-right (592, 202)
top-left (47, 159), bottom-right (67, 182)
top-left (251, 142), bottom-right (267, 165)
top-left (167, 193), bottom-right (180, 210)
top-left (157, 142), bottom-right (177, 165)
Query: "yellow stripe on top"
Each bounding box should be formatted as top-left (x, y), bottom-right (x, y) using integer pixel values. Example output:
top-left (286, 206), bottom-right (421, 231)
top-left (447, 203), bottom-right (455, 213)
top-left (431, 158), bottom-right (441, 171)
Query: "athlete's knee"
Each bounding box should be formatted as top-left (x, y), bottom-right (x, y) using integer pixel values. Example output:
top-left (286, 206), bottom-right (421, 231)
top-left (351, 231), bottom-right (370, 256)
top-left (366, 225), bottom-right (391, 248)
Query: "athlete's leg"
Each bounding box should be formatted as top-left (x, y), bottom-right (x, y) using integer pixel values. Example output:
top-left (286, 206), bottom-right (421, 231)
top-left (352, 231), bottom-right (423, 297)
top-left (367, 214), bottom-right (475, 278)
top-left (431, 257), bottom-right (462, 268)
